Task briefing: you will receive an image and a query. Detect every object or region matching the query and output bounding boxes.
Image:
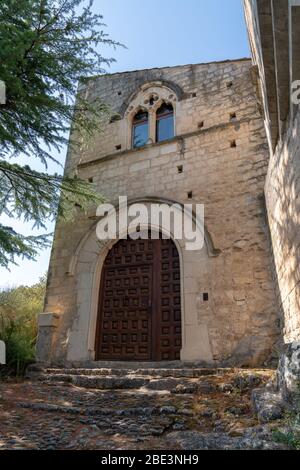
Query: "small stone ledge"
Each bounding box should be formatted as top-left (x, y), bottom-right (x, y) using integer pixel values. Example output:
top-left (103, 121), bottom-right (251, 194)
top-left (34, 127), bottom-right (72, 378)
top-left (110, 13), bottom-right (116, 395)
top-left (38, 312), bottom-right (60, 328)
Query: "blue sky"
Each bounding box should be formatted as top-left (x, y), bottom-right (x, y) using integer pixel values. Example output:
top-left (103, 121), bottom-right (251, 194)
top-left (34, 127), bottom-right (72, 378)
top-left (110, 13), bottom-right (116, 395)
top-left (0, 0), bottom-right (250, 288)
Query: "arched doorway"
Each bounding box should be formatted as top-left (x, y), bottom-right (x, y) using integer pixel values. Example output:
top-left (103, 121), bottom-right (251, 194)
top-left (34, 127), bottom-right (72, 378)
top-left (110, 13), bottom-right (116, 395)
top-left (95, 233), bottom-right (182, 361)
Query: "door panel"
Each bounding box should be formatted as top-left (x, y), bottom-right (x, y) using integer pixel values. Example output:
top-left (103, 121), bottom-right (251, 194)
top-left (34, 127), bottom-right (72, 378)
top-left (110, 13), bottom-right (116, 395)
top-left (96, 235), bottom-right (181, 361)
top-left (157, 239), bottom-right (182, 361)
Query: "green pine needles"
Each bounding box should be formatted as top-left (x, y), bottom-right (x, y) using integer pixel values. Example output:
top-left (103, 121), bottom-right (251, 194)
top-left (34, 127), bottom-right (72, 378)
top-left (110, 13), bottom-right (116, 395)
top-left (0, 0), bottom-right (121, 268)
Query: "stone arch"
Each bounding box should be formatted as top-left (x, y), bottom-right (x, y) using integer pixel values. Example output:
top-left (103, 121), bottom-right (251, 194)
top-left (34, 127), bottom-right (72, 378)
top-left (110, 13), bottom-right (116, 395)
top-left (152, 98), bottom-right (174, 114)
top-left (66, 197), bottom-right (219, 363)
top-left (120, 82), bottom-right (183, 149)
top-left (119, 80), bottom-right (184, 118)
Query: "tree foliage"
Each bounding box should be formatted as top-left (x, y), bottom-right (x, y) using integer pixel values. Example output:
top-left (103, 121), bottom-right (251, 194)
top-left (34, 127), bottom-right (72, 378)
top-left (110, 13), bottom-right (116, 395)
top-left (0, 276), bottom-right (46, 375)
top-left (0, 0), bottom-right (120, 267)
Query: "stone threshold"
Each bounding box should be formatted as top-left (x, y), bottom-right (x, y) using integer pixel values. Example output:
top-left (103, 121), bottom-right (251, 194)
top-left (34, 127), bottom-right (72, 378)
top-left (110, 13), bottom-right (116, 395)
top-left (31, 360), bottom-right (226, 370)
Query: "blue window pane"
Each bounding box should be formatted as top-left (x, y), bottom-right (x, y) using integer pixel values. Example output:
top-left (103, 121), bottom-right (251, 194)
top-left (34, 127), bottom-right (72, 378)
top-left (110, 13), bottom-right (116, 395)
top-left (133, 122), bottom-right (148, 148)
top-left (156, 115), bottom-right (174, 142)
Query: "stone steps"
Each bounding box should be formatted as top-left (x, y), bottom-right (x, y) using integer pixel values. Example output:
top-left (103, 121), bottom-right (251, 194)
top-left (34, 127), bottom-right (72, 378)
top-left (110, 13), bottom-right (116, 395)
top-left (18, 401), bottom-right (182, 417)
top-left (9, 366), bottom-right (285, 450)
top-left (27, 365), bottom-right (235, 391)
top-left (37, 373), bottom-right (149, 390)
top-left (34, 373), bottom-right (220, 392)
top-left (68, 360), bottom-right (186, 369)
top-left (42, 367), bottom-right (231, 378)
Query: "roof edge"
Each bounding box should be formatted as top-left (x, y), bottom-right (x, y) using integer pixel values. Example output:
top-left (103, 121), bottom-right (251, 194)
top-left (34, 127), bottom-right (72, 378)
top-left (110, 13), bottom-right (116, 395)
top-left (81, 57), bottom-right (251, 83)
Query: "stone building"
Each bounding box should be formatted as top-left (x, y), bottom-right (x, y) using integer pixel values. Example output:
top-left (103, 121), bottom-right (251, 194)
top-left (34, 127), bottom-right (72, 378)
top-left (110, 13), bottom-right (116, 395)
top-left (37, 57), bottom-right (280, 367)
top-left (244, 0), bottom-right (300, 400)
top-left (245, 0), bottom-right (300, 343)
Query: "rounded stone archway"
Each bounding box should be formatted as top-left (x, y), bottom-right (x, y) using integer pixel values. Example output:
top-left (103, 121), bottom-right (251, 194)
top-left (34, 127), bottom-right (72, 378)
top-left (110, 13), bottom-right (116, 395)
top-left (66, 198), bottom-right (216, 364)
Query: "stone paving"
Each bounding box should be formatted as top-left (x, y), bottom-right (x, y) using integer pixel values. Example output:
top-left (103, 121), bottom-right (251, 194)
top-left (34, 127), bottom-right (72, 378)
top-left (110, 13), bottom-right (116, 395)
top-left (0, 369), bottom-right (288, 450)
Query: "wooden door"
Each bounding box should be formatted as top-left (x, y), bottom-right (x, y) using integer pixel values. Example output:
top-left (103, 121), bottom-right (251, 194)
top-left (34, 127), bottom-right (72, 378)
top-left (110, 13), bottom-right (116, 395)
top-left (95, 235), bottom-right (181, 361)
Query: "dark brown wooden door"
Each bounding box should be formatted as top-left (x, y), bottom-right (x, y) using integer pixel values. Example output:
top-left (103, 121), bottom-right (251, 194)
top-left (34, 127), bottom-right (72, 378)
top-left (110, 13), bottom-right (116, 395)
top-left (95, 235), bottom-right (181, 361)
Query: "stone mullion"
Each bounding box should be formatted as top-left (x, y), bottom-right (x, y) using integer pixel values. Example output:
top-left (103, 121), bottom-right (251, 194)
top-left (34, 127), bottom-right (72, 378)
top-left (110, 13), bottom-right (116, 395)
top-left (148, 109), bottom-right (156, 144)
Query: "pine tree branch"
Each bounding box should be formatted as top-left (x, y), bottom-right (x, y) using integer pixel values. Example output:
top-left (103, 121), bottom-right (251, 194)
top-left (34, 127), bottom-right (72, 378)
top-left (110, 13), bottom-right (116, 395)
top-left (0, 0), bottom-right (121, 266)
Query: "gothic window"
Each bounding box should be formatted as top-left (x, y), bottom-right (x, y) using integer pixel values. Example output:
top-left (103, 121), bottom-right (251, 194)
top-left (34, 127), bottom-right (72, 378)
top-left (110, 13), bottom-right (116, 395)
top-left (132, 110), bottom-right (149, 148)
top-left (156, 103), bottom-right (174, 142)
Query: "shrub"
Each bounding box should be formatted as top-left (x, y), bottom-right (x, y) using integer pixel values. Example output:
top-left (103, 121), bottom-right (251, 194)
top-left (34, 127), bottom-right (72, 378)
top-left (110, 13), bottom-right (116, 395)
top-left (0, 276), bottom-right (46, 376)
top-left (273, 428), bottom-right (300, 450)
top-left (273, 386), bottom-right (300, 450)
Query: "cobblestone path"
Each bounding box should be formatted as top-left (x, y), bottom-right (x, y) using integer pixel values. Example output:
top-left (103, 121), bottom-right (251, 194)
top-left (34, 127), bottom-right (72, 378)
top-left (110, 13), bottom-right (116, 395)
top-left (0, 369), bottom-right (286, 450)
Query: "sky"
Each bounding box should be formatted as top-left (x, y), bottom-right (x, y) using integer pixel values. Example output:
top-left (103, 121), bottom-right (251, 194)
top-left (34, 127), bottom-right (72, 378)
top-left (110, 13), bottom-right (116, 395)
top-left (0, 0), bottom-right (250, 288)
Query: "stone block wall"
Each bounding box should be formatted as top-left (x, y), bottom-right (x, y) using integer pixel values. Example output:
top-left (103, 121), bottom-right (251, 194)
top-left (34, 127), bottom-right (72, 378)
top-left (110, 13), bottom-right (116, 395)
top-left (265, 111), bottom-right (300, 342)
top-left (38, 59), bottom-right (279, 366)
top-left (244, 0), bottom-right (300, 345)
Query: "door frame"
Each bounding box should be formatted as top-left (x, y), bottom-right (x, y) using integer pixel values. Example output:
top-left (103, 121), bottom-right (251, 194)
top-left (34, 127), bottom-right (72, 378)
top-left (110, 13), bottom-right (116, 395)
top-left (66, 197), bottom-right (216, 363)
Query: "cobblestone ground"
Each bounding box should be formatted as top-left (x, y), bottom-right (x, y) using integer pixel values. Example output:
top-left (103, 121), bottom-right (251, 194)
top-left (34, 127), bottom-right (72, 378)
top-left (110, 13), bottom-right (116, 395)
top-left (0, 370), bottom-right (286, 450)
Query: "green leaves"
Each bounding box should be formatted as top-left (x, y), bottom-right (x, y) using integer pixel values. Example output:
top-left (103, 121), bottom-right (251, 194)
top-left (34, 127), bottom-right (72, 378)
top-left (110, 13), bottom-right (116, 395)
top-left (0, 0), bottom-right (120, 267)
top-left (0, 224), bottom-right (51, 269)
top-left (0, 161), bottom-right (103, 223)
top-left (0, 160), bottom-right (104, 267)
top-left (0, 0), bottom-right (120, 162)
top-left (0, 276), bottom-right (46, 375)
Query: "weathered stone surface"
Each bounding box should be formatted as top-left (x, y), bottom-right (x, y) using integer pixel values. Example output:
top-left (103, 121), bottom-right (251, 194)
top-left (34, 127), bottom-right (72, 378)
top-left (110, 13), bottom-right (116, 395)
top-left (146, 378), bottom-right (182, 391)
top-left (243, 2), bottom-right (300, 423)
top-left (37, 372), bottom-right (149, 390)
top-left (252, 389), bottom-right (284, 423)
top-left (224, 336), bottom-right (276, 368)
top-left (172, 383), bottom-right (199, 394)
top-left (72, 375), bottom-right (148, 390)
top-left (37, 58), bottom-right (279, 367)
top-left (277, 342), bottom-right (300, 406)
top-left (197, 381), bottom-right (217, 393)
top-left (244, 1), bottom-right (300, 346)
top-left (199, 408), bottom-right (215, 418)
top-left (232, 373), bottom-right (262, 391)
top-left (0, 368), bottom-right (285, 450)
top-left (225, 406), bottom-right (248, 417)
top-left (218, 383), bottom-right (234, 393)
top-left (168, 428), bottom-right (286, 450)
top-left (34, 365), bottom-right (232, 378)
top-left (159, 406), bottom-right (177, 415)
top-left (29, 365), bottom-right (221, 378)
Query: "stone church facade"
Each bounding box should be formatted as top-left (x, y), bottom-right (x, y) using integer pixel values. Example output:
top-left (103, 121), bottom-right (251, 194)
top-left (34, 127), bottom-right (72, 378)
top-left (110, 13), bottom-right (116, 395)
top-left (36, 57), bottom-right (281, 367)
